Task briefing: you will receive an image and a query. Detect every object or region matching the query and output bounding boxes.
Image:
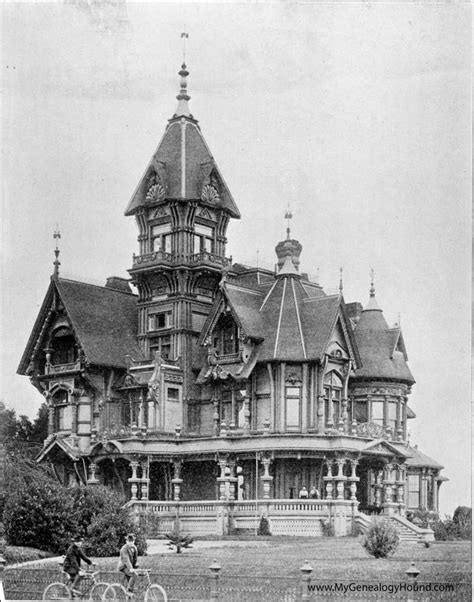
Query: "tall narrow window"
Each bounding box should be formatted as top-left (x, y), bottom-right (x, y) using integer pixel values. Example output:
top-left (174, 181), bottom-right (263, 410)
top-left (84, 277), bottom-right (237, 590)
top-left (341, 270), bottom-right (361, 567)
top-left (151, 224), bottom-right (172, 253)
top-left (371, 401), bottom-right (384, 426)
top-left (407, 474), bottom-right (420, 508)
top-left (285, 386), bottom-right (301, 429)
top-left (148, 310), bottom-right (172, 332)
top-left (323, 371), bottom-right (343, 427)
top-left (193, 224), bottom-right (214, 254)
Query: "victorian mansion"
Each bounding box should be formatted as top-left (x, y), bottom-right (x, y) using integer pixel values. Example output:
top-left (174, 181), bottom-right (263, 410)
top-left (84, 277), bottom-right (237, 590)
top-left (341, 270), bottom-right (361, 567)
top-left (18, 61), bottom-right (445, 538)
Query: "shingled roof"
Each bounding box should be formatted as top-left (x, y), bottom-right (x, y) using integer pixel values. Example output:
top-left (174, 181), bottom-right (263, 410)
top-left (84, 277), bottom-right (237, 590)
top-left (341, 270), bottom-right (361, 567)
top-left (353, 296), bottom-right (415, 383)
top-left (124, 65), bottom-right (240, 218)
top-left (18, 277), bottom-right (144, 373)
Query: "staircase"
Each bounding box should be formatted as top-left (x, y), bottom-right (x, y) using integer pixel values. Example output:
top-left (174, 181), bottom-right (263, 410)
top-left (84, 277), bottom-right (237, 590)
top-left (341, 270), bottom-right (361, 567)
top-left (355, 512), bottom-right (434, 544)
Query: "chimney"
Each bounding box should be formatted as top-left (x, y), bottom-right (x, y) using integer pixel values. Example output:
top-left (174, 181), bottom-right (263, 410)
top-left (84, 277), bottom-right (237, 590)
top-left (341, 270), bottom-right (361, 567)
top-left (105, 276), bottom-right (132, 293)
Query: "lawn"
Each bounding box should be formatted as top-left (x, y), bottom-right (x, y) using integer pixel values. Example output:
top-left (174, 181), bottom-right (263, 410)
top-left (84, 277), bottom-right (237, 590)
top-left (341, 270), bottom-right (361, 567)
top-left (4, 537), bottom-right (471, 600)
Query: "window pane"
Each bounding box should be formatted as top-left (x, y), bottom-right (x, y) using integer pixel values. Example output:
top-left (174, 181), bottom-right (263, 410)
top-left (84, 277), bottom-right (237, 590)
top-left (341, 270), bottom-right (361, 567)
top-left (167, 387), bottom-right (180, 402)
top-left (193, 235), bottom-right (201, 254)
top-left (203, 237), bottom-right (212, 252)
top-left (407, 474), bottom-right (420, 508)
top-left (371, 401), bottom-right (384, 425)
top-left (286, 396), bottom-right (300, 427)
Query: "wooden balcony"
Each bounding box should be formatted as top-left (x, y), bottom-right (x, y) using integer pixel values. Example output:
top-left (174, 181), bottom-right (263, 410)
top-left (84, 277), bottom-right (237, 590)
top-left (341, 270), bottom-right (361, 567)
top-left (130, 250), bottom-right (231, 272)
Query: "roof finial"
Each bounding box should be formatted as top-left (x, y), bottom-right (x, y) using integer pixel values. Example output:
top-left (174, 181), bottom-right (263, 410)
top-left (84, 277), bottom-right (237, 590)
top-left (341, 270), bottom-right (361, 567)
top-left (316, 267), bottom-right (320, 286)
top-left (339, 267), bottom-right (343, 295)
top-left (175, 33), bottom-right (191, 118)
top-left (284, 205), bottom-right (293, 240)
top-left (53, 226), bottom-right (61, 278)
top-left (370, 268), bottom-right (375, 298)
top-left (181, 31), bottom-right (188, 62)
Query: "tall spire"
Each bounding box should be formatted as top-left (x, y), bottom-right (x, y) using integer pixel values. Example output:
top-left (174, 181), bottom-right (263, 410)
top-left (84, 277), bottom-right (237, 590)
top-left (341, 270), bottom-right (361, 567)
top-left (53, 226), bottom-right (61, 279)
top-left (174, 33), bottom-right (192, 118)
top-left (365, 268), bottom-right (381, 311)
top-left (284, 206), bottom-right (293, 240)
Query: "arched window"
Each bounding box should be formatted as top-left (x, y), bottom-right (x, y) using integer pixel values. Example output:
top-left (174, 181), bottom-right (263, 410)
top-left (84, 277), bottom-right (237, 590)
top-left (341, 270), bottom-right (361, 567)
top-left (213, 314), bottom-right (239, 356)
top-left (50, 328), bottom-right (77, 365)
top-left (324, 371), bottom-right (343, 427)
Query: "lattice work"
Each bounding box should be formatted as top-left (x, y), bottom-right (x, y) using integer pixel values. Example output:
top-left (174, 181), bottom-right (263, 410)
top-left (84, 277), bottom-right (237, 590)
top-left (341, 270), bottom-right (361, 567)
top-left (269, 517), bottom-right (325, 536)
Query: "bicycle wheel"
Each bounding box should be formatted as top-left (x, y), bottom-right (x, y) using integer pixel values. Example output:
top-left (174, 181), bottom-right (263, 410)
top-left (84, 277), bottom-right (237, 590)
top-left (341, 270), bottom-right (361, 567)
top-left (89, 581), bottom-right (109, 601)
top-left (42, 581), bottom-right (70, 600)
top-left (103, 584), bottom-right (128, 601)
top-left (144, 584), bottom-right (167, 602)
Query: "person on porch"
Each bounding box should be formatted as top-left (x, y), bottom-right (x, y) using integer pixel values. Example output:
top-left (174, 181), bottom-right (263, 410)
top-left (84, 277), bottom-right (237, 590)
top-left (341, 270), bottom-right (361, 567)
top-left (299, 486), bottom-right (309, 499)
top-left (309, 486), bottom-right (320, 499)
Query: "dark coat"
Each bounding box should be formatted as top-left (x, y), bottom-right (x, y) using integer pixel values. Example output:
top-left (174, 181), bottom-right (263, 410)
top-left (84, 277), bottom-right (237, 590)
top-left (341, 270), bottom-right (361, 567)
top-left (63, 543), bottom-right (92, 574)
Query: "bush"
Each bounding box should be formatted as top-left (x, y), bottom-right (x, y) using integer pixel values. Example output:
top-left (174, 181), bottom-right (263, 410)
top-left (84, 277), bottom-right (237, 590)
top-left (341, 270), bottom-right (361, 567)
top-left (257, 516), bottom-right (271, 536)
top-left (363, 519), bottom-right (399, 558)
top-left (453, 506), bottom-right (471, 540)
top-left (85, 506), bottom-right (147, 557)
top-left (165, 525), bottom-right (194, 554)
top-left (3, 457), bottom-right (147, 556)
top-left (432, 507), bottom-right (472, 541)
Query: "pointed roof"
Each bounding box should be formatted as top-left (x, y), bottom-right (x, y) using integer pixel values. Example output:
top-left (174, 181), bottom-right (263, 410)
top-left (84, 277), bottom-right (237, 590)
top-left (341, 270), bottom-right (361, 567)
top-left (353, 288), bottom-right (415, 383)
top-left (124, 64), bottom-right (240, 218)
top-left (18, 278), bottom-right (145, 374)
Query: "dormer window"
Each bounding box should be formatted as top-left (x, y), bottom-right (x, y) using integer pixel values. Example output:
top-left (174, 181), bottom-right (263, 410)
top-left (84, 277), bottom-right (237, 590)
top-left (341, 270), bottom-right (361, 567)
top-left (51, 329), bottom-right (77, 365)
top-left (151, 224), bottom-right (172, 253)
top-left (213, 314), bottom-right (239, 356)
top-left (193, 224), bottom-right (213, 254)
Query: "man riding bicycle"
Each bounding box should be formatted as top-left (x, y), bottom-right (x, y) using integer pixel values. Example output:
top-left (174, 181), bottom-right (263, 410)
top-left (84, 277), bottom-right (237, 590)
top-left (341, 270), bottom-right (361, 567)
top-left (63, 536), bottom-right (93, 596)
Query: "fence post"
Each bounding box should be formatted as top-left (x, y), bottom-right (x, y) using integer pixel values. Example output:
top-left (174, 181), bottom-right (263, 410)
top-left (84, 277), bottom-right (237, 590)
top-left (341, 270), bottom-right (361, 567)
top-left (405, 561), bottom-right (419, 602)
top-left (299, 560), bottom-right (313, 601)
top-left (0, 553), bottom-right (6, 602)
top-left (209, 559), bottom-right (221, 602)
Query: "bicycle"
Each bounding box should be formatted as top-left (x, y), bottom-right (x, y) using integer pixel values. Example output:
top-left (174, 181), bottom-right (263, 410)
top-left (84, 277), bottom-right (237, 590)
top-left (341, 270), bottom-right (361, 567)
top-left (102, 568), bottom-right (167, 601)
top-left (42, 562), bottom-right (109, 601)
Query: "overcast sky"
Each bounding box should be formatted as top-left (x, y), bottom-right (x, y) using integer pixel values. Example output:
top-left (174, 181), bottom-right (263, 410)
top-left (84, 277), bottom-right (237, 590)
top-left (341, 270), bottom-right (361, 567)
top-left (1, 1), bottom-right (471, 515)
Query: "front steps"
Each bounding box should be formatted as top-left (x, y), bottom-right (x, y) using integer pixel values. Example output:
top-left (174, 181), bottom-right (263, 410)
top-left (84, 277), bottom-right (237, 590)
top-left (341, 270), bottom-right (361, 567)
top-left (355, 511), bottom-right (435, 543)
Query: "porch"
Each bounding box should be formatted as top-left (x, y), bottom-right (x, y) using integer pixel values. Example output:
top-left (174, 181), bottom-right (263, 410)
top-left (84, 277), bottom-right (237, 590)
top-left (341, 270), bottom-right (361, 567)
top-left (129, 498), bottom-right (358, 537)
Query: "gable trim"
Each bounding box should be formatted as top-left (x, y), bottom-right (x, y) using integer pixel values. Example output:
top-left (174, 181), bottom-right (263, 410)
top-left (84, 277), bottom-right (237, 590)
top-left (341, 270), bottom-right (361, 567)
top-left (292, 279), bottom-right (307, 359)
top-left (273, 278), bottom-right (287, 358)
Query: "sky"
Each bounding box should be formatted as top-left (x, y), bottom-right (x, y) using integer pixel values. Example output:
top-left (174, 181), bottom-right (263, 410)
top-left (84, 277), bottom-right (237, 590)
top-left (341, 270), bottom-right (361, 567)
top-left (1, 1), bottom-right (471, 516)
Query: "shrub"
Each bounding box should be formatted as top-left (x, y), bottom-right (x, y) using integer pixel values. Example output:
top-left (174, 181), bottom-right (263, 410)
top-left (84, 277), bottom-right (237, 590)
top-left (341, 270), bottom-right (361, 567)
top-left (257, 516), bottom-right (271, 536)
top-left (165, 520), bottom-right (193, 554)
top-left (363, 519), bottom-right (399, 558)
top-left (321, 520), bottom-right (334, 537)
top-left (453, 506), bottom-right (471, 540)
top-left (84, 505), bottom-right (147, 557)
top-left (3, 480), bottom-right (76, 553)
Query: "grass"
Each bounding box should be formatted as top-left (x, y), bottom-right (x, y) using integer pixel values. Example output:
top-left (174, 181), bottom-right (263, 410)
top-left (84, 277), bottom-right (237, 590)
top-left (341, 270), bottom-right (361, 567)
top-left (5, 538), bottom-right (471, 600)
top-left (34, 536), bottom-right (470, 581)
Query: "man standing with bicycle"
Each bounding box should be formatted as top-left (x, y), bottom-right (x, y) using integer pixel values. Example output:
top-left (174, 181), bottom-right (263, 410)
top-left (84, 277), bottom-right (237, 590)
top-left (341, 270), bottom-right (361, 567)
top-left (118, 533), bottom-right (138, 598)
top-left (63, 536), bottom-right (93, 596)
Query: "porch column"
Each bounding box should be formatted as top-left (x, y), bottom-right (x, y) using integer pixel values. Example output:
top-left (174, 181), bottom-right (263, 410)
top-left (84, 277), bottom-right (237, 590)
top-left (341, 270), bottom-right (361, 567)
top-left (217, 458), bottom-right (228, 501)
top-left (171, 460), bottom-right (183, 501)
top-left (335, 458), bottom-right (347, 500)
top-left (374, 470), bottom-right (383, 508)
top-left (260, 456), bottom-right (274, 500)
top-left (348, 459), bottom-right (360, 502)
top-left (129, 460), bottom-right (140, 500)
top-left (382, 463), bottom-right (397, 515)
top-left (141, 459), bottom-right (150, 501)
top-left (87, 461), bottom-right (100, 484)
top-left (420, 468), bottom-right (428, 508)
top-left (323, 459), bottom-right (334, 500)
top-left (395, 464), bottom-right (406, 515)
top-left (227, 459), bottom-right (237, 501)
top-left (243, 392), bottom-right (251, 434)
top-left (432, 474), bottom-right (439, 512)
